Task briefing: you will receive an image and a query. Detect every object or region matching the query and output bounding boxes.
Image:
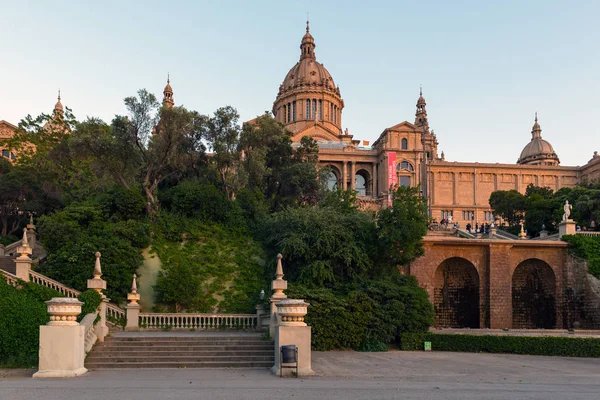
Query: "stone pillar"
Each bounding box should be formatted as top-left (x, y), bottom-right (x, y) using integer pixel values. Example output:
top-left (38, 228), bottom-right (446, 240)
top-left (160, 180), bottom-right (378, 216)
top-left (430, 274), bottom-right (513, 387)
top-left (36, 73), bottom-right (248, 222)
top-left (14, 228), bottom-right (32, 281)
top-left (87, 252), bottom-right (108, 341)
top-left (272, 299), bottom-right (314, 377)
top-left (269, 254), bottom-right (288, 338)
top-left (126, 274), bottom-right (141, 331)
top-left (372, 162), bottom-right (377, 197)
top-left (342, 161), bottom-right (348, 190)
top-left (33, 298), bottom-right (87, 378)
top-left (559, 220), bottom-right (576, 239)
top-left (488, 243), bottom-right (513, 329)
top-left (351, 161), bottom-right (356, 191)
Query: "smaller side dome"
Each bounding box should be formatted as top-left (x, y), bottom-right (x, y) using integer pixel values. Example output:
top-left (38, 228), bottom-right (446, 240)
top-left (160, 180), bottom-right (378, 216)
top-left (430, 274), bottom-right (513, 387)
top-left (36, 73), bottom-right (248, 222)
top-left (517, 114), bottom-right (560, 166)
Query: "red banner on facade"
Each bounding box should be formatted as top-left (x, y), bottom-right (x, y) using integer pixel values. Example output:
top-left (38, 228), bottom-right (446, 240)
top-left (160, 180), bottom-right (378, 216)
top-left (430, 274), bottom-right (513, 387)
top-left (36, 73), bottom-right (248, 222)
top-left (387, 152), bottom-right (396, 205)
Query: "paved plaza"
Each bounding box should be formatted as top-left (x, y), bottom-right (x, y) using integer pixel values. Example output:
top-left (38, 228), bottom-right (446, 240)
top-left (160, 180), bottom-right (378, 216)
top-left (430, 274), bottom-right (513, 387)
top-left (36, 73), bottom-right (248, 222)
top-left (2, 351), bottom-right (599, 400)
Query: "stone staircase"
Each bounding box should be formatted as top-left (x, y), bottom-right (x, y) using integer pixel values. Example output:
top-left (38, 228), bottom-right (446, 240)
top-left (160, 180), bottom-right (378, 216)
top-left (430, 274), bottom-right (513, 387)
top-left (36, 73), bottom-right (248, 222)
top-left (85, 334), bottom-right (274, 369)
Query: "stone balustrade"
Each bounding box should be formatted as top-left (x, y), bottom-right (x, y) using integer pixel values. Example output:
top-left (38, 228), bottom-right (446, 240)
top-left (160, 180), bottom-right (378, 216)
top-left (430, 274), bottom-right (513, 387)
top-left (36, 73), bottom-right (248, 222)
top-left (1, 270), bottom-right (19, 286)
top-left (138, 313), bottom-right (258, 330)
top-left (577, 231), bottom-right (600, 237)
top-left (29, 270), bottom-right (81, 298)
top-left (80, 312), bottom-right (99, 353)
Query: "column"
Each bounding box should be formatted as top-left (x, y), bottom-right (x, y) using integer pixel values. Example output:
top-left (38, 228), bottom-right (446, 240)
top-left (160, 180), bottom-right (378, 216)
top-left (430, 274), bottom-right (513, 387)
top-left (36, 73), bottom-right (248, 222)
top-left (372, 162), bottom-right (377, 197)
top-left (488, 243), bottom-right (513, 329)
top-left (342, 161), bottom-right (348, 190)
top-left (351, 161), bottom-right (356, 191)
top-left (452, 172), bottom-right (457, 205)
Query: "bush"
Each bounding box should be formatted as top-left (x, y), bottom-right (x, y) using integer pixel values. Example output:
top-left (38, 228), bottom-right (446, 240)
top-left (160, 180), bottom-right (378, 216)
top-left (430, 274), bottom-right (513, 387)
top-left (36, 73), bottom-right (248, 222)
top-left (0, 279), bottom-right (108, 367)
top-left (562, 234), bottom-right (600, 278)
top-left (398, 333), bottom-right (600, 357)
top-left (286, 274), bottom-right (434, 351)
top-left (78, 289), bottom-right (103, 320)
top-left (0, 280), bottom-right (63, 367)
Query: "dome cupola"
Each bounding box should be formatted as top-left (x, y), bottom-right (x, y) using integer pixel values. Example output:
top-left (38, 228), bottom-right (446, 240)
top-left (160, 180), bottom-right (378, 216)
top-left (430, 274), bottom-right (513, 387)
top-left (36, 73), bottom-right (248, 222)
top-left (273, 21), bottom-right (345, 141)
top-left (517, 113), bottom-right (560, 166)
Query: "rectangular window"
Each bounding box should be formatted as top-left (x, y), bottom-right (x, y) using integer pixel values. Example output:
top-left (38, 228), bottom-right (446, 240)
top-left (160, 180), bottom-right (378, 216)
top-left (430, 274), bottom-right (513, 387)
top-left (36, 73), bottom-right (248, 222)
top-left (399, 176), bottom-right (410, 187)
top-left (330, 102), bottom-right (333, 121)
top-left (312, 99), bottom-right (317, 119)
top-left (462, 210), bottom-right (475, 221)
top-left (319, 99), bottom-right (323, 120)
top-left (440, 210), bottom-right (453, 220)
top-left (287, 103), bottom-right (291, 123)
top-left (306, 100), bottom-right (310, 120)
top-left (483, 211), bottom-right (494, 221)
top-left (1, 150), bottom-right (9, 158)
top-left (292, 101), bottom-right (296, 122)
top-left (334, 105), bottom-right (337, 124)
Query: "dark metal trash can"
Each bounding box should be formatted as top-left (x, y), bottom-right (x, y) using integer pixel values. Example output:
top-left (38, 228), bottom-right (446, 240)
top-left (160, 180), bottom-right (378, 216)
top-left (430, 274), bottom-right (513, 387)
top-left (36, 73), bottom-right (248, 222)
top-left (280, 345), bottom-right (298, 377)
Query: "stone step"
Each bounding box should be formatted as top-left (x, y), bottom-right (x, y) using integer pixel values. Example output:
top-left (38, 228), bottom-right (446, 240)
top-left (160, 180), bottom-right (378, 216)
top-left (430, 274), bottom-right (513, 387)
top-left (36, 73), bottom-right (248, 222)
top-left (104, 340), bottom-right (273, 346)
top-left (86, 355), bottom-right (274, 362)
top-left (85, 361), bottom-right (273, 369)
top-left (89, 350), bottom-right (272, 357)
top-left (95, 344), bottom-right (273, 351)
top-left (105, 336), bottom-right (266, 341)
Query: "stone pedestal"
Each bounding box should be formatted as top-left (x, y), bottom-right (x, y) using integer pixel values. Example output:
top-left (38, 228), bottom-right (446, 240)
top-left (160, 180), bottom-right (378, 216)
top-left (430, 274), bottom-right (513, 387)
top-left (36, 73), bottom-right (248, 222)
top-left (272, 325), bottom-right (314, 377)
top-left (125, 303), bottom-right (140, 331)
top-left (33, 298), bottom-right (86, 378)
top-left (272, 299), bottom-right (314, 377)
top-left (33, 325), bottom-right (87, 378)
top-left (559, 220), bottom-right (576, 239)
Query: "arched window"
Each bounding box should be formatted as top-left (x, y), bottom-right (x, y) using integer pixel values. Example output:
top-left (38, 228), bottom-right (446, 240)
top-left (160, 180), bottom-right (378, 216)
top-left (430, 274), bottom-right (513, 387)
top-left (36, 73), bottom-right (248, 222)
top-left (397, 161), bottom-right (414, 172)
top-left (306, 100), bottom-right (310, 119)
top-left (401, 138), bottom-right (408, 150)
top-left (326, 171), bottom-right (338, 191)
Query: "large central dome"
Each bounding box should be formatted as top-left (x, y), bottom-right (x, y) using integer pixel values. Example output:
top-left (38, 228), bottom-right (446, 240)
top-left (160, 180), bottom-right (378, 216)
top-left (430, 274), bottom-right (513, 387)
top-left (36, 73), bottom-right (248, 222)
top-left (273, 22), bottom-right (345, 142)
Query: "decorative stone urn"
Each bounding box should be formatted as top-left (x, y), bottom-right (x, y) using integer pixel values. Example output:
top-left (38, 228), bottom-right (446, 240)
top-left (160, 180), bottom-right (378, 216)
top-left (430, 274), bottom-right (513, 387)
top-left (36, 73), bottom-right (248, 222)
top-left (46, 298), bottom-right (83, 326)
top-left (276, 299), bottom-right (309, 327)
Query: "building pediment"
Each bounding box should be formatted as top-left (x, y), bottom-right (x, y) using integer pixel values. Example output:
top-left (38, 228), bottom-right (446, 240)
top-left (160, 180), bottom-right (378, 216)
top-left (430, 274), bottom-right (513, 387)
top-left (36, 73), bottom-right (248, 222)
top-left (0, 120), bottom-right (18, 139)
top-left (386, 121), bottom-right (415, 131)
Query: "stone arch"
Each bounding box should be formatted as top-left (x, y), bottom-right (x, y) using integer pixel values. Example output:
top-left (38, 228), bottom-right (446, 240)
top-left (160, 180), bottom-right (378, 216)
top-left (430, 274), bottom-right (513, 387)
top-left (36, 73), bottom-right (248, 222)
top-left (355, 168), bottom-right (370, 196)
top-left (324, 165), bottom-right (341, 191)
top-left (512, 258), bottom-right (557, 329)
top-left (434, 257), bottom-right (480, 328)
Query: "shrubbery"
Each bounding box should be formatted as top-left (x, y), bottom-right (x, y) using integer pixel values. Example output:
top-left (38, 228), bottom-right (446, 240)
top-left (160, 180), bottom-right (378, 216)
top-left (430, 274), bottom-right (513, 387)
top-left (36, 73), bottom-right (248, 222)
top-left (287, 273), bottom-right (434, 351)
top-left (562, 234), bottom-right (600, 278)
top-left (0, 279), bottom-right (103, 367)
top-left (398, 333), bottom-right (600, 357)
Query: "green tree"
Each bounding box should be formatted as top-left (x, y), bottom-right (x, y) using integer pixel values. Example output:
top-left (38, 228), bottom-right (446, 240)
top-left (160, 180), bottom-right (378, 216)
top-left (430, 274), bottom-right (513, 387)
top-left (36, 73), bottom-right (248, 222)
top-left (489, 189), bottom-right (526, 226)
top-left (260, 206), bottom-right (376, 286)
top-left (375, 186), bottom-right (428, 275)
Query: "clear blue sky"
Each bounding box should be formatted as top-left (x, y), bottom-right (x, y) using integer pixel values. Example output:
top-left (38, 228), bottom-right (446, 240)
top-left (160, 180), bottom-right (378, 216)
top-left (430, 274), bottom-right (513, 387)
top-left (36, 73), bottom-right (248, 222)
top-left (1, 0), bottom-right (599, 166)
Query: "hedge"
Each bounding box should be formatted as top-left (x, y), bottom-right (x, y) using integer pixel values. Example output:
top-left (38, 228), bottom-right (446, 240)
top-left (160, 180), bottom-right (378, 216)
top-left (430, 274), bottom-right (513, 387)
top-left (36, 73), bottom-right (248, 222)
top-left (399, 333), bottom-right (600, 358)
top-left (0, 279), bottom-right (104, 368)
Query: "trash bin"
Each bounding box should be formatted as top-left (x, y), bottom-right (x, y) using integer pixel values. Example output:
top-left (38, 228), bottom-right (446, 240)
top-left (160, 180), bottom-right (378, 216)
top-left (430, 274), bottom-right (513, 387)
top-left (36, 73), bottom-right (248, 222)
top-left (281, 345), bottom-right (297, 363)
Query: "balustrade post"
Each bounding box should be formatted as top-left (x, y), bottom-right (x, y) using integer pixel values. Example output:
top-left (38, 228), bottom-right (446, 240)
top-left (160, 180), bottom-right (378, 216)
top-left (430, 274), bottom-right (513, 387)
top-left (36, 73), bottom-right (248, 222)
top-left (269, 254), bottom-right (288, 337)
top-left (14, 228), bottom-right (32, 282)
top-left (126, 274), bottom-right (141, 331)
top-left (87, 252), bottom-right (108, 341)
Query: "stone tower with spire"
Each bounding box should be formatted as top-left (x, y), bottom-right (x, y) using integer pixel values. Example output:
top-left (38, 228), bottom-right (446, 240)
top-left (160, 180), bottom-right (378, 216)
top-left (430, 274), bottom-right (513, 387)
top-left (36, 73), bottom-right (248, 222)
top-left (163, 75), bottom-right (174, 108)
top-left (414, 88), bottom-right (439, 160)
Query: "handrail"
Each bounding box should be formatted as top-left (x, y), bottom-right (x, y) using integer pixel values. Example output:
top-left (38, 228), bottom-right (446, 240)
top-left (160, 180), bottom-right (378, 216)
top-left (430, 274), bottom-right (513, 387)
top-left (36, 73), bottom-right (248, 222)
top-left (576, 231), bottom-right (600, 237)
top-left (0, 269), bottom-right (19, 286)
top-left (139, 313), bottom-right (258, 330)
top-left (29, 270), bottom-right (81, 298)
top-left (28, 270), bottom-right (126, 319)
top-left (80, 312), bottom-right (99, 353)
